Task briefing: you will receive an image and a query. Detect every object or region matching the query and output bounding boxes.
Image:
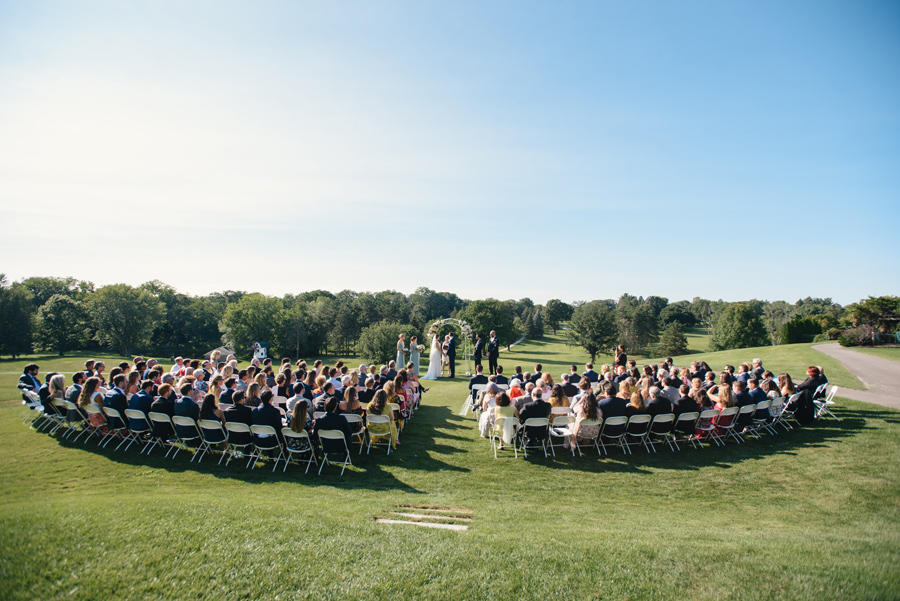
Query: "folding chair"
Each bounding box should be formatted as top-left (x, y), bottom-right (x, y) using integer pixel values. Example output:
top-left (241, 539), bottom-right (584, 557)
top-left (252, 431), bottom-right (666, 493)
top-left (365, 414), bottom-right (393, 455)
top-left (812, 383), bottom-right (828, 400)
top-left (387, 402), bottom-right (404, 431)
top-left (646, 413), bottom-right (677, 452)
top-left (20, 389), bottom-right (42, 423)
top-left (48, 399), bottom-right (70, 435)
top-left (714, 406), bottom-right (741, 445)
top-left (318, 429), bottom-right (352, 475)
top-left (549, 415), bottom-right (576, 457)
top-left (466, 384), bottom-right (488, 415)
top-left (223, 422), bottom-right (254, 466)
top-left (750, 400), bottom-right (775, 436)
top-left (62, 400), bottom-right (92, 443)
top-left (197, 419), bottom-right (229, 464)
top-left (549, 406), bottom-right (571, 422)
top-left (814, 386), bottom-right (840, 421)
top-left (249, 425), bottom-right (286, 472)
top-left (312, 411), bottom-right (326, 421)
top-left (781, 393), bottom-right (803, 428)
top-left (695, 409), bottom-right (721, 447)
top-left (122, 409), bottom-right (152, 452)
top-left (145, 411), bottom-right (175, 456)
top-left (623, 414), bottom-right (652, 454)
top-left (82, 405), bottom-right (111, 446)
top-left (672, 411), bottom-right (700, 450)
top-left (573, 419), bottom-right (602, 457)
top-left (599, 416), bottom-right (629, 455)
top-left (490, 416), bottom-right (518, 458)
top-left (170, 416), bottom-right (202, 460)
top-left (768, 397), bottom-right (790, 432)
top-left (517, 417), bottom-right (550, 458)
top-left (728, 405), bottom-right (756, 443)
top-left (282, 428), bottom-right (317, 473)
top-left (101, 407), bottom-right (131, 450)
top-left (343, 413), bottom-right (367, 454)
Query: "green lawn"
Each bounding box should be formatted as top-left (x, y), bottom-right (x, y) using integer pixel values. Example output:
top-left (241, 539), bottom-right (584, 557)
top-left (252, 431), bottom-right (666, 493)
top-left (1, 335), bottom-right (898, 600)
top-left (850, 346), bottom-right (900, 363)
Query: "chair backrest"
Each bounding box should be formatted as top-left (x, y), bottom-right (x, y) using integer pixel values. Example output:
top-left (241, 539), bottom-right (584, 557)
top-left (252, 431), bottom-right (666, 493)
top-left (471, 384), bottom-right (487, 392)
top-left (738, 404), bottom-right (756, 416)
top-left (23, 389), bottom-right (41, 405)
top-left (550, 406), bottom-right (571, 416)
top-left (386, 402), bottom-right (401, 413)
top-left (366, 414), bottom-right (390, 426)
top-left (197, 419), bottom-right (226, 437)
top-left (626, 413), bottom-right (652, 434)
top-left (63, 400), bottom-right (80, 412)
top-left (601, 416), bottom-right (628, 437)
top-left (551, 415), bottom-right (575, 428)
top-left (522, 417), bottom-right (549, 428)
top-left (313, 411), bottom-right (326, 420)
top-left (787, 392), bottom-right (802, 406)
top-left (103, 406), bottom-right (123, 422)
top-left (649, 413), bottom-right (675, 432)
top-left (172, 415), bottom-right (198, 428)
top-left (148, 411), bottom-right (172, 424)
top-left (496, 384), bottom-right (510, 391)
top-left (344, 413), bottom-right (364, 426)
top-left (124, 409), bottom-right (150, 430)
top-left (272, 395), bottom-right (288, 406)
top-left (676, 411), bottom-right (699, 424)
top-left (813, 383), bottom-right (827, 398)
top-left (318, 429), bottom-right (350, 454)
top-left (753, 400), bottom-right (771, 417)
top-left (824, 386), bottom-right (838, 403)
top-left (717, 406), bottom-right (740, 427)
top-left (698, 409), bottom-right (720, 420)
top-left (282, 427), bottom-right (311, 444)
top-left (224, 421), bottom-right (251, 433)
top-left (769, 398), bottom-right (784, 416)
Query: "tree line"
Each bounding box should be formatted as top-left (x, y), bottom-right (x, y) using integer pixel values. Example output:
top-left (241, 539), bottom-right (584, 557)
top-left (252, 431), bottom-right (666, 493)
top-left (0, 274), bottom-right (895, 362)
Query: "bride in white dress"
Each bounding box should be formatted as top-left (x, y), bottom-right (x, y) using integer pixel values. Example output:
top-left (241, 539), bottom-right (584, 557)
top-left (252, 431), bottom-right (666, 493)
top-left (422, 335), bottom-right (444, 380)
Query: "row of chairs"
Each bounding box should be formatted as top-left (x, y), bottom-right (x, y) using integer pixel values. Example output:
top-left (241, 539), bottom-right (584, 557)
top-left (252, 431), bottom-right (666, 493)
top-left (489, 390), bottom-right (839, 459)
top-left (20, 392), bottom-right (410, 476)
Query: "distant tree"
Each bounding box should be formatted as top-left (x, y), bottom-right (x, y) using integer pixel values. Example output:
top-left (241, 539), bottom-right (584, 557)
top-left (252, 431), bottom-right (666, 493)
top-left (616, 295), bottom-right (658, 353)
top-left (847, 296), bottom-right (900, 333)
top-left (89, 284), bottom-right (164, 356)
top-left (656, 322), bottom-right (689, 357)
top-left (282, 301), bottom-right (310, 359)
top-left (0, 276), bottom-right (34, 358)
top-left (530, 306), bottom-right (544, 338)
top-left (566, 301), bottom-right (617, 363)
top-left (643, 296), bottom-right (669, 320)
top-left (21, 276), bottom-right (93, 308)
top-left (709, 303), bottom-right (769, 351)
top-left (781, 316), bottom-right (824, 344)
top-left (763, 300), bottom-right (795, 345)
top-left (35, 294), bottom-right (89, 355)
top-left (458, 299), bottom-right (516, 349)
top-left (220, 293), bottom-right (286, 359)
top-left (544, 299), bottom-right (573, 334)
top-left (357, 320), bottom-right (418, 365)
top-left (659, 302), bottom-right (696, 327)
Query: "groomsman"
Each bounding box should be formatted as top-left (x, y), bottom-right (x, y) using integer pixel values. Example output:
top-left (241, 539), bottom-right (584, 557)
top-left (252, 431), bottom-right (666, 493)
top-left (473, 334), bottom-right (484, 371)
top-left (447, 333), bottom-right (457, 378)
top-left (487, 330), bottom-right (500, 375)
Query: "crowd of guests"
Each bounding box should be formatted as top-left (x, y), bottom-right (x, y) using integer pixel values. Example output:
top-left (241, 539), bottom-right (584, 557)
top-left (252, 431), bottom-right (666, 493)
top-left (19, 351), bottom-right (432, 459)
top-left (470, 352), bottom-right (829, 449)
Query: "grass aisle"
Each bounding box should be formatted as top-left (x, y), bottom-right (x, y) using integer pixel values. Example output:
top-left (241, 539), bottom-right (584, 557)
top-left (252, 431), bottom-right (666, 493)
top-left (1, 334), bottom-right (898, 600)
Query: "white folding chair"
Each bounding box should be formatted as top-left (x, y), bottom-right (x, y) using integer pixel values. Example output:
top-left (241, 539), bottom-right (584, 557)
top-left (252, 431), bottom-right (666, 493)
top-left (714, 406), bottom-right (741, 445)
top-left (281, 428), bottom-right (317, 473)
top-left (197, 419), bottom-right (228, 464)
top-left (673, 411), bottom-right (700, 449)
top-left (82, 405), bottom-right (111, 446)
top-left (123, 409), bottom-right (152, 452)
top-left (814, 386), bottom-right (840, 421)
top-left (518, 417), bottom-right (550, 458)
top-left (623, 414), bottom-right (652, 454)
top-left (695, 409), bottom-right (721, 447)
top-left (313, 411), bottom-right (326, 421)
top-left (599, 416), bottom-right (629, 455)
top-left (343, 413), bottom-right (367, 454)
top-left (365, 414), bottom-right (393, 455)
top-left (318, 429), bottom-right (352, 475)
top-left (750, 400), bottom-right (775, 436)
top-left (768, 397), bottom-right (791, 432)
top-left (646, 413), bottom-right (677, 452)
top-left (465, 384), bottom-right (488, 415)
top-left (223, 422), bottom-right (254, 466)
top-left (101, 407), bottom-right (131, 450)
top-left (729, 405), bottom-right (757, 443)
top-left (146, 411), bottom-right (177, 456)
top-left (249, 425), bottom-right (285, 471)
top-left (781, 393), bottom-right (803, 428)
top-left (573, 418), bottom-right (602, 456)
top-left (490, 416), bottom-right (518, 458)
top-left (62, 400), bottom-right (92, 443)
top-left (171, 416), bottom-right (203, 461)
top-left (549, 415), bottom-right (576, 456)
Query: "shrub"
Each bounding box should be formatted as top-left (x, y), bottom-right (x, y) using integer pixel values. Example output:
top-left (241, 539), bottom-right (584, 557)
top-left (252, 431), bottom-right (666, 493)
top-left (838, 325), bottom-right (877, 347)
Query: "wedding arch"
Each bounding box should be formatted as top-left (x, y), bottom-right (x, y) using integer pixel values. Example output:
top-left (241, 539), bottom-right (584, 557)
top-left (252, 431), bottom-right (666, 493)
top-left (427, 318), bottom-right (474, 376)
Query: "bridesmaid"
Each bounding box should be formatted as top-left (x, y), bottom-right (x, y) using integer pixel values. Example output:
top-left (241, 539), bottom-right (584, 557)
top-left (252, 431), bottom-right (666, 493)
top-left (409, 336), bottom-right (420, 375)
top-left (396, 334), bottom-right (407, 369)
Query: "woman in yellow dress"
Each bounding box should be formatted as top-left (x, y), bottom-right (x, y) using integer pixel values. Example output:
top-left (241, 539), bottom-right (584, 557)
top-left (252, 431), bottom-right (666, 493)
top-left (367, 389), bottom-right (398, 449)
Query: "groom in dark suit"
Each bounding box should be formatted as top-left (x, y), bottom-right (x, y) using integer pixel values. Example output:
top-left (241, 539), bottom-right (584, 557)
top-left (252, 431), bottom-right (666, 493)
top-left (487, 330), bottom-right (500, 376)
top-left (447, 332), bottom-right (457, 378)
top-left (472, 334), bottom-right (484, 371)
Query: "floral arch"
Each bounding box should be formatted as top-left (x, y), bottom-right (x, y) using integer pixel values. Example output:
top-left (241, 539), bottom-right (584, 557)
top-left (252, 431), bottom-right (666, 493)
top-left (427, 318), bottom-right (474, 376)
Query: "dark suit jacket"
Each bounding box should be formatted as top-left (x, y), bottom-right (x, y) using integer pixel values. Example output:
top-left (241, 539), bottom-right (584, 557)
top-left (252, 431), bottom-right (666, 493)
top-left (447, 336), bottom-right (457, 357)
top-left (518, 399), bottom-right (551, 424)
top-left (65, 384), bottom-right (84, 421)
top-left (672, 396), bottom-right (699, 416)
top-left (473, 338), bottom-right (484, 358)
top-left (219, 388), bottom-right (236, 405)
top-left (386, 369), bottom-right (398, 381)
top-left (468, 374), bottom-right (488, 392)
top-left (223, 403), bottom-right (254, 444)
top-left (530, 371), bottom-right (543, 384)
top-left (647, 396), bottom-right (673, 417)
top-left (797, 374), bottom-right (827, 395)
top-left (128, 391), bottom-right (154, 429)
top-left (495, 375), bottom-right (509, 386)
top-left (562, 383), bottom-right (579, 397)
top-left (18, 373), bottom-right (41, 391)
top-left (252, 403), bottom-right (284, 441)
top-left (149, 395), bottom-right (176, 438)
top-left (103, 387), bottom-right (128, 429)
top-left (174, 397), bottom-right (201, 437)
top-left (313, 411), bottom-right (352, 451)
top-left (582, 370), bottom-right (599, 383)
top-left (487, 338), bottom-right (499, 358)
top-left (597, 396), bottom-right (628, 419)
top-left (751, 367), bottom-right (765, 380)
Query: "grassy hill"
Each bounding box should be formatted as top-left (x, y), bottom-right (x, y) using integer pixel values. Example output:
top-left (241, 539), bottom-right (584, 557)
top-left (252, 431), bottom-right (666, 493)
top-left (0, 334), bottom-right (897, 599)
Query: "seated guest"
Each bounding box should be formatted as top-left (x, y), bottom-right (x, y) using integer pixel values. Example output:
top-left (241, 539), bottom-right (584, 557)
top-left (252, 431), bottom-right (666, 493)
top-left (797, 366), bottom-right (827, 396)
top-left (358, 377), bottom-right (376, 405)
top-left (314, 382), bottom-right (336, 412)
top-left (490, 392), bottom-right (518, 448)
top-left (530, 364), bottom-right (543, 384)
top-left (646, 386), bottom-right (672, 417)
top-left (315, 396), bottom-right (353, 451)
top-left (672, 384), bottom-right (699, 416)
top-left (18, 363), bottom-right (41, 392)
top-left (582, 362), bottom-right (599, 383)
top-left (747, 379), bottom-right (767, 404)
top-left (751, 358), bottom-right (765, 380)
top-left (222, 390), bottom-right (253, 444)
top-left (469, 364), bottom-right (489, 393)
top-left (737, 363), bottom-right (751, 384)
top-left (570, 377), bottom-right (592, 407)
top-left (199, 393), bottom-right (224, 423)
top-left (702, 371), bottom-right (717, 390)
top-left (385, 362), bottom-right (398, 382)
top-left (367, 389), bottom-right (398, 448)
top-left (83, 360), bottom-right (95, 379)
top-left (732, 380), bottom-right (755, 428)
top-left (613, 365), bottom-right (629, 385)
top-left (286, 400), bottom-right (313, 452)
top-left (149, 383), bottom-right (177, 439)
top-left (659, 377), bottom-right (680, 404)
top-left (65, 372), bottom-right (86, 423)
top-left (509, 380), bottom-right (525, 403)
top-left (567, 390), bottom-right (601, 450)
top-left (560, 374), bottom-right (579, 398)
top-left (103, 375), bottom-right (129, 429)
top-left (548, 384), bottom-right (569, 411)
top-left (340, 386), bottom-right (365, 416)
top-left (128, 380), bottom-right (156, 430)
top-left (669, 368), bottom-right (684, 388)
top-left (246, 382), bottom-right (262, 408)
top-left (494, 365), bottom-right (508, 386)
top-left (761, 379), bottom-right (780, 400)
top-left (286, 382), bottom-right (306, 414)
top-left (511, 365), bottom-right (525, 384)
top-left (777, 373), bottom-right (796, 398)
top-left (568, 364), bottom-right (581, 383)
top-left (252, 390), bottom-right (284, 443)
top-left (626, 391), bottom-right (647, 418)
top-left (597, 382), bottom-right (628, 418)
top-left (518, 388), bottom-right (551, 424)
top-left (174, 383), bottom-right (201, 438)
top-left (219, 377), bottom-right (237, 405)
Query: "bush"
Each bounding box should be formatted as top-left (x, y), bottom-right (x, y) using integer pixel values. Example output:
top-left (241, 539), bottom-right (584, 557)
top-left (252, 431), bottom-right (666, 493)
top-left (357, 320), bottom-right (419, 365)
top-left (838, 325), bottom-right (877, 347)
top-left (812, 333), bottom-right (830, 343)
top-left (781, 316), bottom-right (823, 344)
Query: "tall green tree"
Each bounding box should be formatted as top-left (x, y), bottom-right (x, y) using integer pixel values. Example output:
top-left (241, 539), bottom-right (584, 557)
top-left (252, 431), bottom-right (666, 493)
top-left (709, 303), bottom-right (769, 351)
top-left (220, 293), bottom-right (286, 359)
top-left (0, 276), bottom-right (34, 358)
top-left (22, 276), bottom-right (93, 308)
top-left (656, 321), bottom-right (689, 357)
top-left (357, 320), bottom-right (418, 365)
top-left (544, 299), bottom-right (573, 334)
top-left (89, 284), bottom-right (164, 356)
top-left (35, 294), bottom-right (89, 356)
top-left (659, 302), bottom-right (696, 327)
top-left (458, 299), bottom-right (516, 349)
top-left (566, 301), bottom-right (617, 363)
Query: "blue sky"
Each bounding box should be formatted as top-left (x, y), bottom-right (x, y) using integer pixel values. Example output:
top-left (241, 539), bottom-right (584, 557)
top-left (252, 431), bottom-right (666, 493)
top-left (1, 1), bottom-right (897, 306)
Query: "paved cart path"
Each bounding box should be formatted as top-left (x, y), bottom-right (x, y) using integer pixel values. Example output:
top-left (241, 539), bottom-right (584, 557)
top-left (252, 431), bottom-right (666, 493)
top-left (813, 342), bottom-right (900, 411)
